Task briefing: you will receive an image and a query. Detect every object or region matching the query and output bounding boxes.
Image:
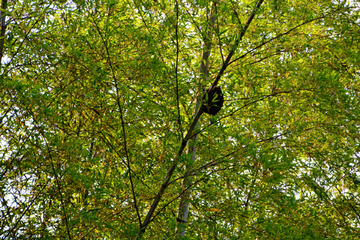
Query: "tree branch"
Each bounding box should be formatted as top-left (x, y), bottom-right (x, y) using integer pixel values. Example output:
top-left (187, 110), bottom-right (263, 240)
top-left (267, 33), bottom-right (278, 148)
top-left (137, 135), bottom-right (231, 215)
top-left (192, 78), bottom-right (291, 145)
top-left (210, 0), bottom-right (265, 90)
top-left (137, 0), bottom-right (265, 237)
top-left (90, 13), bottom-right (142, 226)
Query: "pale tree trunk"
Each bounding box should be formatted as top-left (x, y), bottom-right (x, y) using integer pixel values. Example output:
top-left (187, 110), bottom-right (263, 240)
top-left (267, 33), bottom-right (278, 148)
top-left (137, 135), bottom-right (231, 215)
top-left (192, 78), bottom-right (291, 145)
top-left (176, 3), bottom-right (216, 237)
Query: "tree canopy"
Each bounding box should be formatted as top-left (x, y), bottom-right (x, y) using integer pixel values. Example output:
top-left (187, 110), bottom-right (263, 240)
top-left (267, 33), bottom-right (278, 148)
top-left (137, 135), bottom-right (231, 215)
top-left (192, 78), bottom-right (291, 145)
top-left (1, 0), bottom-right (360, 239)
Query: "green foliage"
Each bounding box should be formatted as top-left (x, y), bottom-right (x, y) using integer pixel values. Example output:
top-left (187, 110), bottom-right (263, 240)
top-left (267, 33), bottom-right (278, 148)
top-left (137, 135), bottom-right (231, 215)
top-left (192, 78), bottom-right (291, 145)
top-left (1, 0), bottom-right (360, 239)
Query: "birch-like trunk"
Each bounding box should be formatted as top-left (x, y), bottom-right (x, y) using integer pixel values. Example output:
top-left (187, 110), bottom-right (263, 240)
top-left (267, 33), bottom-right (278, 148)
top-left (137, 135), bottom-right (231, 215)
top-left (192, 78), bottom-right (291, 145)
top-left (176, 4), bottom-right (216, 237)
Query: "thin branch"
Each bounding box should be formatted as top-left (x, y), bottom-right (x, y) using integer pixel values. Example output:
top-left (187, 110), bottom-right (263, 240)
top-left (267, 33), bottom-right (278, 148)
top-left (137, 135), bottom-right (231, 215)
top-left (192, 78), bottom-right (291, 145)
top-left (25, 108), bottom-right (72, 239)
top-left (90, 13), bottom-right (142, 226)
top-left (151, 166), bottom-right (228, 226)
top-left (98, 130), bottom-right (151, 190)
top-left (190, 90), bottom-right (293, 139)
top-left (210, 0), bottom-right (265, 90)
top-left (1, 4), bottom-right (51, 76)
top-left (168, 151), bottom-right (235, 185)
top-left (3, 184), bottom-right (47, 239)
top-left (45, 142), bottom-right (72, 240)
top-left (214, 3), bottom-right (224, 64)
top-left (175, 0), bottom-right (183, 138)
top-left (228, 10), bottom-right (341, 66)
top-left (2, 91), bottom-right (72, 239)
top-left (184, 8), bottom-right (204, 40)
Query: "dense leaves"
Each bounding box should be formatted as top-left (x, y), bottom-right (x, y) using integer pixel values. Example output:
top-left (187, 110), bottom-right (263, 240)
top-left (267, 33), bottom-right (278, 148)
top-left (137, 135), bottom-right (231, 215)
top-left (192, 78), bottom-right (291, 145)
top-left (1, 0), bottom-right (360, 239)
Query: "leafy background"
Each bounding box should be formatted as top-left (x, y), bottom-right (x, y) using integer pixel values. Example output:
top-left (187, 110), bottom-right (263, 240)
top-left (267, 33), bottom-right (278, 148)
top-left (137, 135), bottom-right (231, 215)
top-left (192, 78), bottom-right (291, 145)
top-left (1, 0), bottom-right (360, 239)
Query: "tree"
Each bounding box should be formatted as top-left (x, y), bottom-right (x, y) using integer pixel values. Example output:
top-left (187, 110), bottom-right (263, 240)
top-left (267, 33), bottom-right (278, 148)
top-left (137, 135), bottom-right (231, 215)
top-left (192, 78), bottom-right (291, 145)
top-left (1, 0), bottom-right (360, 239)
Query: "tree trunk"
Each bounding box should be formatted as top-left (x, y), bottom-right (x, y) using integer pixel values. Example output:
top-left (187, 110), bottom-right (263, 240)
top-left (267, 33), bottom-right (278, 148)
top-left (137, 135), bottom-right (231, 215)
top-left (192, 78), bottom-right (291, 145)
top-left (176, 3), bottom-right (216, 237)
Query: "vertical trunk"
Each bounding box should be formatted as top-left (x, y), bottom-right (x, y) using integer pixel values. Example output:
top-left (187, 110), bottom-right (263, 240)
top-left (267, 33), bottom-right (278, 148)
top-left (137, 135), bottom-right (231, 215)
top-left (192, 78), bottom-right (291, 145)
top-left (0, 0), bottom-right (8, 64)
top-left (176, 3), bottom-right (216, 237)
top-left (176, 100), bottom-right (200, 237)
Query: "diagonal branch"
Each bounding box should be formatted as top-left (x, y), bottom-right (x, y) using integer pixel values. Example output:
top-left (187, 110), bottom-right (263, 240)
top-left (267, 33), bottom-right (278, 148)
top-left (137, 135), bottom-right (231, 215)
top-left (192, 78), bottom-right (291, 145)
top-left (1, 3), bottom-right (51, 75)
top-left (136, 0), bottom-right (265, 238)
top-left (228, 10), bottom-right (340, 66)
top-left (8, 103), bottom-right (72, 240)
top-left (89, 13), bottom-right (142, 226)
top-left (210, 0), bottom-right (265, 90)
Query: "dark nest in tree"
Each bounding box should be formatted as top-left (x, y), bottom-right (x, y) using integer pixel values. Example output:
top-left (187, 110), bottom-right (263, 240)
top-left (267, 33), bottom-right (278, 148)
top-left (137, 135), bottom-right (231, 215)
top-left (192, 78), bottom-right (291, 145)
top-left (202, 86), bottom-right (224, 116)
